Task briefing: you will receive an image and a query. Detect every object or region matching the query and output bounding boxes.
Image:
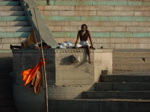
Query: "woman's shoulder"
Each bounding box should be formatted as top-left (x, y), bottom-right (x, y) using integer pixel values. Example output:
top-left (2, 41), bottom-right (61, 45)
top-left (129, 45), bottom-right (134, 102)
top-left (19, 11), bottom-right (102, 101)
top-left (78, 30), bottom-right (82, 34)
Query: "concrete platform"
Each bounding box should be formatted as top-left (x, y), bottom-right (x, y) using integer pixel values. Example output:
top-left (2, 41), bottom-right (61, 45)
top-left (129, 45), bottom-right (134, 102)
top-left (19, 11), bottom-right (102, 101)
top-left (49, 99), bottom-right (150, 112)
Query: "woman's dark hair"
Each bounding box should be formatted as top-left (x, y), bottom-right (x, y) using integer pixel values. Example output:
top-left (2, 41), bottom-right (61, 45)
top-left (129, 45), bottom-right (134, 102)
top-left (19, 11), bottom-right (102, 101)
top-left (81, 24), bottom-right (88, 30)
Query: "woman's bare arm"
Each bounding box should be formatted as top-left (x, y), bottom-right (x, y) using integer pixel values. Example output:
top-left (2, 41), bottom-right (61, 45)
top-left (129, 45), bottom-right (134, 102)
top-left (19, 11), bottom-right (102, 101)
top-left (88, 31), bottom-right (95, 49)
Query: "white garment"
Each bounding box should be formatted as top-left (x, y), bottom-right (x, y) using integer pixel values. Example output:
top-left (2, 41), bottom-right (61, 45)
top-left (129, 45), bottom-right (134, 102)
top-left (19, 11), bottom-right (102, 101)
top-left (75, 41), bottom-right (91, 48)
top-left (59, 41), bottom-right (74, 48)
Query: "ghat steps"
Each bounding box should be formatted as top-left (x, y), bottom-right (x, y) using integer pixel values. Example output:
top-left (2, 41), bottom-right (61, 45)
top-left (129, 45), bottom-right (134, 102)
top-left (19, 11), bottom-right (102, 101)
top-left (49, 74), bottom-right (150, 112)
top-left (0, 0), bottom-right (31, 49)
top-left (36, 0), bottom-right (150, 49)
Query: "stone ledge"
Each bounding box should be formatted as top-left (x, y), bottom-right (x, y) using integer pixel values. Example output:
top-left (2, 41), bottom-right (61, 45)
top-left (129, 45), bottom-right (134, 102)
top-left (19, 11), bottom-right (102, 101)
top-left (12, 48), bottom-right (112, 53)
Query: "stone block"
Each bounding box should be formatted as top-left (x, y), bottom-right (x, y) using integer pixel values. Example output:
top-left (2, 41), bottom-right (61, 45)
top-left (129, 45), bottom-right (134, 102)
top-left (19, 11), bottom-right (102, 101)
top-left (2, 44), bottom-right (20, 49)
top-left (99, 21), bottom-right (138, 26)
top-left (97, 11), bottom-right (134, 16)
top-left (94, 43), bottom-right (115, 49)
top-left (69, 21), bottom-right (100, 27)
top-left (89, 27), bottom-right (125, 32)
top-left (3, 21), bottom-right (30, 26)
top-left (110, 38), bottom-right (133, 44)
top-left (0, 6), bottom-right (22, 11)
top-left (0, 22), bottom-right (6, 26)
top-left (135, 11), bottom-right (150, 16)
top-left (95, 6), bottom-right (115, 10)
top-left (38, 6), bottom-right (75, 11)
top-left (114, 57), bottom-right (150, 64)
top-left (47, 21), bottom-right (65, 26)
top-left (49, 26), bottom-right (62, 32)
top-left (0, 16), bottom-right (28, 21)
top-left (48, 85), bottom-right (94, 99)
top-left (126, 27), bottom-right (150, 32)
top-left (133, 38), bottom-right (150, 44)
top-left (12, 49), bottom-right (112, 85)
top-left (139, 22), bottom-right (150, 26)
top-left (57, 11), bottom-right (97, 16)
top-left (94, 49), bottom-right (113, 82)
top-left (115, 44), bottom-right (150, 49)
top-left (115, 6), bottom-right (150, 11)
top-left (0, 1), bottom-right (20, 6)
top-left (61, 26), bottom-right (79, 32)
top-left (41, 11), bottom-right (59, 16)
top-left (45, 16), bottom-right (150, 22)
top-left (2, 38), bottom-right (22, 44)
top-left (0, 11), bottom-right (24, 16)
top-left (92, 38), bottom-right (111, 44)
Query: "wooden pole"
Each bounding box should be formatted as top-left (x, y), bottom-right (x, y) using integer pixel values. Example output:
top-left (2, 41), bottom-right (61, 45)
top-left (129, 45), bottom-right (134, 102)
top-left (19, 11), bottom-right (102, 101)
top-left (33, 8), bottom-right (49, 112)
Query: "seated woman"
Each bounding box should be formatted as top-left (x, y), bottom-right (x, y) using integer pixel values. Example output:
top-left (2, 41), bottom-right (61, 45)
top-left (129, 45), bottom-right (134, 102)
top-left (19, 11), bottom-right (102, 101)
top-left (74, 24), bottom-right (95, 63)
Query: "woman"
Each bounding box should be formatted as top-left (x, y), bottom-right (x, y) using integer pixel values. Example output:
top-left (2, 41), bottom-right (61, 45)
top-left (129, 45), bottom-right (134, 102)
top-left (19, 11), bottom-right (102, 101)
top-left (75, 24), bottom-right (95, 63)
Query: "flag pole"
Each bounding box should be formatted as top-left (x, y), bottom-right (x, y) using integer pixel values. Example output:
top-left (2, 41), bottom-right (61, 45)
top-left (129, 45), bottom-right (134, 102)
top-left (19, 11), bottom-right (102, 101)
top-left (33, 8), bottom-right (49, 112)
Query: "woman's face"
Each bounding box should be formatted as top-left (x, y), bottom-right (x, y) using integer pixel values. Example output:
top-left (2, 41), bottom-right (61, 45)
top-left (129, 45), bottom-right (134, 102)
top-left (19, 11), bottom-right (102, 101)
top-left (82, 25), bottom-right (87, 31)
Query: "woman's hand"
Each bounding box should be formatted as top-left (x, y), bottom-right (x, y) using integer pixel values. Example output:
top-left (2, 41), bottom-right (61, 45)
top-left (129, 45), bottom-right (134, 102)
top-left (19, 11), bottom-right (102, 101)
top-left (90, 46), bottom-right (95, 50)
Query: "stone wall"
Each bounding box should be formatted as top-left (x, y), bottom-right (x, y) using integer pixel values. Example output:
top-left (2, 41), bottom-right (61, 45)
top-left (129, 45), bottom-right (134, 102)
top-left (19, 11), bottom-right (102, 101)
top-left (12, 48), bottom-right (112, 112)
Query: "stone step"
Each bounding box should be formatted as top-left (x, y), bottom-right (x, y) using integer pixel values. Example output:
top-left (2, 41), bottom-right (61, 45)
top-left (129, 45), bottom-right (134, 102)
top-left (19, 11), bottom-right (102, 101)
top-left (1, 38), bottom-right (25, 44)
top-left (95, 82), bottom-right (150, 91)
top-left (42, 10), bottom-right (150, 16)
top-left (0, 16), bottom-right (28, 21)
top-left (113, 57), bottom-right (150, 63)
top-left (0, 100), bottom-right (14, 107)
top-left (0, 32), bottom-right (30, 38)
top-left (47, 21), bottom-right (150, 27)
top-left (113, 63), bottom-right (150, 71)
top-left (44, 16), bottom-right (150, 22)
top-left (49, 26), bottom-right (150, 32)
top-left (92, 37), bottom-right (150, 44)
top-left (0, 6), bottom-right (23, 11)
top-left (100, 75), bottom-right (150, 82)
top-left (94, 43), bottom-right (150, 49)
top-left (0, 49), bottom-right (12, 53)
top-left (0, 1), bottom-right (20, 6)
top-left (0, 11), bottom-right (25, 16)
top-left (82, 91), bottom-right (150, 99)
top-left (38, 5), bottom-right (150, 11)
top-left (113, 50), bottom-right (150, 57)
top-left (55, 39), bottom-right (150, 49)
top-left (0, 27), bottom-right (32, 32)
top-left (0, 107), bottom-right (16, 112)
top-left (52, 32), bottom-right (150, 38)
top-left (0, 43), bottom-right (20, 49)
top-left (55, 37), bottom-right (150, 44)
top-left (36, 1), bottom-right (150, 6)
top-left (49, 99), bottom-right (150, 112)
top-left (0, 21), bottom-right (30, 26)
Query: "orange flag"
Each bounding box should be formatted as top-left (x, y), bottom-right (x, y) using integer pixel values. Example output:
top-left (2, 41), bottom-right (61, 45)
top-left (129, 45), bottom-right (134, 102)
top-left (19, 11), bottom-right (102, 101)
top-left (21, 58), bottom-right (45, 86)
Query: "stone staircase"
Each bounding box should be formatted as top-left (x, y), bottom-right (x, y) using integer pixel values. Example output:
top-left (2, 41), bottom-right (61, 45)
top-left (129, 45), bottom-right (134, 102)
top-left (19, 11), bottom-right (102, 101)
top-left (113, 49), bottom-right (150, 74)
top-left (0, 0), bottom-right (31, 49)
top-left (49, 74), bottom-right (150, 112)
top-left (36, 0), bottom-right (150, 49)
top-left (0, 0), bottom-right (32, 111)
